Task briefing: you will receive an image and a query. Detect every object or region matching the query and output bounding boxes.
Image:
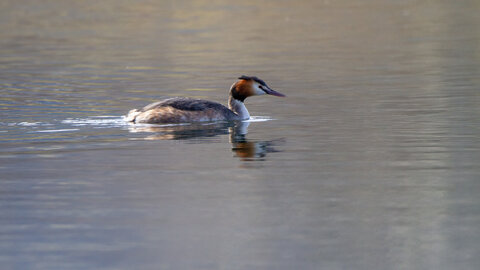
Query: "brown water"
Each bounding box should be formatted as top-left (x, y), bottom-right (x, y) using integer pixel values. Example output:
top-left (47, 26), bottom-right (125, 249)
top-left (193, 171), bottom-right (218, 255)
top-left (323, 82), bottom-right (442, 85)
top-left (1, 1), bottom-right (480, 269)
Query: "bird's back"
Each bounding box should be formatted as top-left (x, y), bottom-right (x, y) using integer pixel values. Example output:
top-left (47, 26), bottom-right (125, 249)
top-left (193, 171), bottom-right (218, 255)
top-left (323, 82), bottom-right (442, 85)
top-left (126, 97), bottom-right (239, 123)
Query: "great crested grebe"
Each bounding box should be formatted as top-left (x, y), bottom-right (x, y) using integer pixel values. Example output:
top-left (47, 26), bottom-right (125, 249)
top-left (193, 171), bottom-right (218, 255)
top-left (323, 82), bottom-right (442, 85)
top-left (125, 76), bottom-right (285, 124)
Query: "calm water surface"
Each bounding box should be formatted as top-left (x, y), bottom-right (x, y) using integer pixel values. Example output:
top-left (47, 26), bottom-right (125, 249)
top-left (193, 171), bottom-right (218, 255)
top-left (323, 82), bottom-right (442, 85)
top-left (1, 1), bottom-right (480, 269)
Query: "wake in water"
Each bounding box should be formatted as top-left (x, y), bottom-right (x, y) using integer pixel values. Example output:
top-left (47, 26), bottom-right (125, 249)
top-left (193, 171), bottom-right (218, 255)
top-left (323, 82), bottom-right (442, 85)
top-left (2, 116), bottom-right (275, 136)
top-left (0, 115), bottom-right (274, 140)
top-left (1, 116), bottom-right (126, 135)
top-left (245, 116), bottom-right (274, 122)
top-left (62, 116), bottom-right (127, 128)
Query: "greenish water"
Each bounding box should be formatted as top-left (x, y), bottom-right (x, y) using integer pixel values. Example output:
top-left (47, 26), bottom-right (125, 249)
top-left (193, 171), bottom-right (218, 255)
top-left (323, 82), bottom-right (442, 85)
top-left (1, 1), bottom-right (480, 269)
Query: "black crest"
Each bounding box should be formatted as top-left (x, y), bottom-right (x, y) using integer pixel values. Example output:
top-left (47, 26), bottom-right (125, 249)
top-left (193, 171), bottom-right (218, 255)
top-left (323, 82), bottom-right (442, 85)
top-left (238, 75), bottom-right (267, 86)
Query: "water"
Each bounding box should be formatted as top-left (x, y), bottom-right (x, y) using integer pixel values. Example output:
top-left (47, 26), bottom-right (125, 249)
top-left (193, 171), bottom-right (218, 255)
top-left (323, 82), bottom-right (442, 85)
top-left (1, 0), bottom-right (480, 269)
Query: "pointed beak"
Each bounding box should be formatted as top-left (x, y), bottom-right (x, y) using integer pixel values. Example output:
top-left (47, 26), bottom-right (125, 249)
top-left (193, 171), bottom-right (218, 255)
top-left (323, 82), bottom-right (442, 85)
top-left (262, 86), bottom-right (286, 97)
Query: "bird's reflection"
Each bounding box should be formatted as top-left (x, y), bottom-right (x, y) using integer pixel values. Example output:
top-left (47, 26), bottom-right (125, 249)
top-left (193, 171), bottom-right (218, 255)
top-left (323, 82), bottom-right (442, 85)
top-left (229, 122), bottom-right (282, 162)
top-left (128, 122), bottom-right (230, 141)
top-left (128, 121), bottom-right (282, 162)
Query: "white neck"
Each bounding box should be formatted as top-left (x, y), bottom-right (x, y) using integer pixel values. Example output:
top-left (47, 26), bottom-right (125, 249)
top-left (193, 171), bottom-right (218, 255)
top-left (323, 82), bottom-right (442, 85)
top-left (228, 97), bottom-right (250, 120)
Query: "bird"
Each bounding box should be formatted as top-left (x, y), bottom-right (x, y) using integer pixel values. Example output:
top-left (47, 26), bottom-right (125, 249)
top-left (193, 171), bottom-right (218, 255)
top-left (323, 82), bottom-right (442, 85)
top-left (125, 76), bottom-right (285, 124)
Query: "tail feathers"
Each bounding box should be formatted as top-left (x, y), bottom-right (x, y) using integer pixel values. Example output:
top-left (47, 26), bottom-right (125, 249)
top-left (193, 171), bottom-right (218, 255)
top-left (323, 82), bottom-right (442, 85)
top-left (124, 109), bottom-right (141, 123)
